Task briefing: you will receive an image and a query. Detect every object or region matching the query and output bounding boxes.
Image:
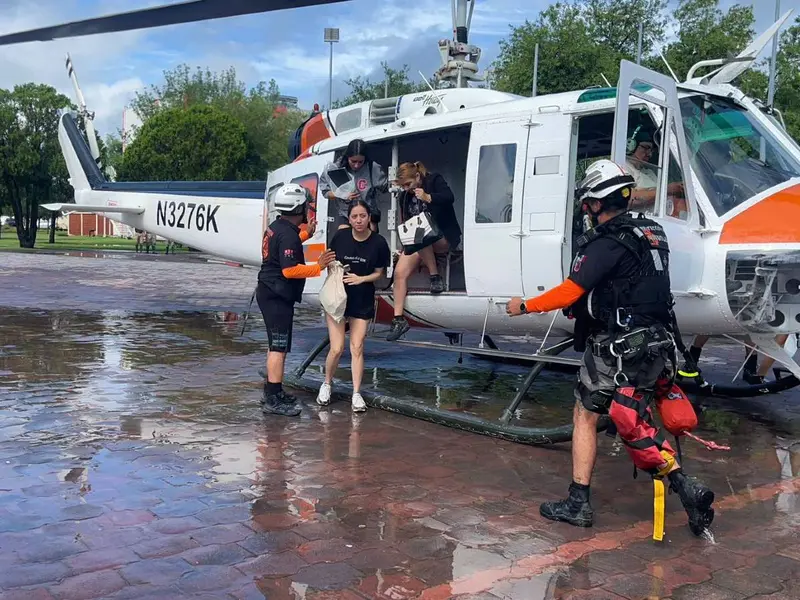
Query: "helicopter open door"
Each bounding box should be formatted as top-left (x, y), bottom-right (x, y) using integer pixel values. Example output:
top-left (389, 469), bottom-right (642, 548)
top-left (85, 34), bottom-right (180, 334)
top-left (520, 112), bottom-right (572, 297)
top-left (463, 117), bottom-right (530, 296)
top-left (612, 60), bottom-right (705, 297)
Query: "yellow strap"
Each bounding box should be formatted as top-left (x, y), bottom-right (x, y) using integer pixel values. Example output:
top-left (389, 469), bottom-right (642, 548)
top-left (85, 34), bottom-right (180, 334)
top-left (677, 369), bottom-right (699, 377)
top-left (656, 450), bottom-right (676, 477)
top-left (653, 477), bottom-right (666, 542)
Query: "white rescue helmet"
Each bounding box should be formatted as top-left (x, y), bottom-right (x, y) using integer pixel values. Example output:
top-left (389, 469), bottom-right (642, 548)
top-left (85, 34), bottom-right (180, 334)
top-left (576, 159), bottom-right (636, 204)
top-left (273, 183), bottom-right (309, 215)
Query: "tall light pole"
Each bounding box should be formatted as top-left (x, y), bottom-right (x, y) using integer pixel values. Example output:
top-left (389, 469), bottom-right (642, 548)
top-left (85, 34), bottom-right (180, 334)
top-left (324, 27), bottom-right (339, 108)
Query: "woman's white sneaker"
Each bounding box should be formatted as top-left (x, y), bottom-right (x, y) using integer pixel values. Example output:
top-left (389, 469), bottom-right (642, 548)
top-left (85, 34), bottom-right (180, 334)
top-left (351, 392), bottom-right (367, 412)
top-left (317, 382), bottom-right (332, 406)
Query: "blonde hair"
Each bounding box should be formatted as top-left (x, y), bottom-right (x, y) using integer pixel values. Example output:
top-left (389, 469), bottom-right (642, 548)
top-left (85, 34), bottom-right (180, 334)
top-left (396, 161), bottom-right (428, 184)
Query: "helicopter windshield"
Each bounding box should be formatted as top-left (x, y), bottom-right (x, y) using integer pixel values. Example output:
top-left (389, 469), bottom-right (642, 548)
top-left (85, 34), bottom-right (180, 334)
top-left (679, 94), bottom-right (800, 217)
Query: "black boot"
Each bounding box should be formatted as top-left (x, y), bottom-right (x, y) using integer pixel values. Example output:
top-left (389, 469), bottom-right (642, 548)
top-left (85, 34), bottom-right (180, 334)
top-left (668, 469), bottom-right (714, 536)
top-left (742, 352), bottom-right (762, 384)
top-left (261, 384), bottom-right (301, 417)
top-left (743, 369), bottom-right (766, 385)
top-left (539, 482), bottom-right (594, 527)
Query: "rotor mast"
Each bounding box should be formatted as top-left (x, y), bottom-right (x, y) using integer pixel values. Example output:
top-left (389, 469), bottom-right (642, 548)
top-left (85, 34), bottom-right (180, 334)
top-left (434, 0), bottom-right (483, 88)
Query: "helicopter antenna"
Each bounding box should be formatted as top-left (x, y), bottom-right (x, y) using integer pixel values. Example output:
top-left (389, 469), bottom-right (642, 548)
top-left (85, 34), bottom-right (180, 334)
top-left (659, 52), bottom-right (680, 83)
top-left (65, 53), bottom-right (102, 168)
top-left (435, 0), bottom-right (483, 88)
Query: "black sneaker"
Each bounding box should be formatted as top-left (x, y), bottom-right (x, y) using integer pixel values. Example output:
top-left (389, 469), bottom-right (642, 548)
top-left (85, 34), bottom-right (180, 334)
top-left (261, 392), bottom-right (301, 417)
top-left (386, 317), bottom-right (410, 342)
top-left (668, 470), bottom-right (714, 536)
top-left (278, 389), bottom-right (298, 404)
top-left (539, 482), bottom-right (594, 528)
top-left (430, 274), bottom-right (444, 294)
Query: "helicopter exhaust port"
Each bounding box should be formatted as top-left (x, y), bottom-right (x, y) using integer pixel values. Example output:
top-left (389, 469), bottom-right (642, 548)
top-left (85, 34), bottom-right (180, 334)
top-left (726, 251), bottom-right (800, 334)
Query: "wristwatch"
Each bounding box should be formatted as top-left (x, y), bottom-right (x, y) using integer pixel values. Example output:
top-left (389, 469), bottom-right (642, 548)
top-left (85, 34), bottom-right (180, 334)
top-left (519, 300), bottom-right (528, 314)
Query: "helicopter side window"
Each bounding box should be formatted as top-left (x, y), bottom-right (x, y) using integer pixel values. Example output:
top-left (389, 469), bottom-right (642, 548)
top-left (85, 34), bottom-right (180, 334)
top-left (475, 143), bottom-right (515, 223)
top-left (334, 108), bottom-right (362, 133)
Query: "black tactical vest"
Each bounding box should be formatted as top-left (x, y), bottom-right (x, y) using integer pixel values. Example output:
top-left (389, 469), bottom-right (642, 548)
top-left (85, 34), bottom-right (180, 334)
top-left (574, 213), bottom-right (673, 342)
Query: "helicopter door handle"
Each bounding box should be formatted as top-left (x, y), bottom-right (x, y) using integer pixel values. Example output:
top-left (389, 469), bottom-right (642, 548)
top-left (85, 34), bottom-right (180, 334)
top-left (509, 231), bottom-right (528, 238)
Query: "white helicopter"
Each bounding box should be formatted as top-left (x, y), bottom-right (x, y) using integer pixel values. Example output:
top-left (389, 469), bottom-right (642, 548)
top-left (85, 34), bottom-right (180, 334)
top-left (4, 0), bottom-right (800, 442)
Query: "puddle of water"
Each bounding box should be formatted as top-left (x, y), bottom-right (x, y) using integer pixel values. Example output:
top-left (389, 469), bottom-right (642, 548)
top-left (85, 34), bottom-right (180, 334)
top-left (0, 254), bottom-right (799, 599)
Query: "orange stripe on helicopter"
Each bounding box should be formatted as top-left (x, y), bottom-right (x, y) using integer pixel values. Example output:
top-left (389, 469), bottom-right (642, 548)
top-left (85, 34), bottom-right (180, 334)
top-left (293, 113), bottom-right (332, 162)
top-left (720, 183), bottom-right (800, 244)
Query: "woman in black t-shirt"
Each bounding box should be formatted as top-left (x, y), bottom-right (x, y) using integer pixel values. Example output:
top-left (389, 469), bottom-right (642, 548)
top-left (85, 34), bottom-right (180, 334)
top-left (317, 200), bottom-right (390, 412)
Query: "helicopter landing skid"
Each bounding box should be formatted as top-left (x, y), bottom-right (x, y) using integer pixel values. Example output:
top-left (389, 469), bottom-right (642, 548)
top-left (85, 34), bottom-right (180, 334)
top-left (280, 335), bottom-right (608, 445)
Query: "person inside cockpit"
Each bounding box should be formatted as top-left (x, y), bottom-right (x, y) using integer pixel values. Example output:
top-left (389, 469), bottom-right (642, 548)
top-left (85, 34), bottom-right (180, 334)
top-left (625, 127), bottom-right (687, 219)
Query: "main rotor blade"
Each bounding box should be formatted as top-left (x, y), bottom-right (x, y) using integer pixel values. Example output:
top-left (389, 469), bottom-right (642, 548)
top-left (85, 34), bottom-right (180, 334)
top-left (0, 0), bottom-right (350, 46)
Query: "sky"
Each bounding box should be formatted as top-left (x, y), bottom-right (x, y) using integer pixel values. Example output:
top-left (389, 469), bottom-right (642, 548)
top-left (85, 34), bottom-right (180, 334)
top-left (0, 0), bottom-right (796, 140)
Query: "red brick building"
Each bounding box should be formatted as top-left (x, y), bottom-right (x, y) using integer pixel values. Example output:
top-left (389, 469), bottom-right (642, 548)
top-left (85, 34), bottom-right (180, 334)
top-left (67, 212), bottom-right (116, 237)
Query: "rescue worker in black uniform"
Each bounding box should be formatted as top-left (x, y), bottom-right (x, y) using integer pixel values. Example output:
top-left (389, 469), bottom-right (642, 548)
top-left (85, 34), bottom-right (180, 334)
top-left (257, 183), bottom-right (335, 417)
top-left (505, 159), bottom-right (716, 537)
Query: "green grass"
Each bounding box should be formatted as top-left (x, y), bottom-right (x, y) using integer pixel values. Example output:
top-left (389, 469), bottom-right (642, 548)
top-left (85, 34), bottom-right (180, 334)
top-left (0, 230), bottom-right (187, 253)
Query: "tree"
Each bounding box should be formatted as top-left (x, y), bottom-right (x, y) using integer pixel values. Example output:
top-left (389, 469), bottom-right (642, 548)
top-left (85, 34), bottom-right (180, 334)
top-left (103, 133), bottom-right (124, 176)
top-left (116, 105), bottom-right (252, 181)
top-left (656, 0), bottom-right (755, 82)
top-left (491, 0), bottom-right (668, 96)
top-left (333, 63), bottom-right (432, 108)
top-left (772, 16), bottom-right (800, 141)
top-left (0, 83), bottom-right (73, 248)
top-left (128, 64), bottom-right (304, 173)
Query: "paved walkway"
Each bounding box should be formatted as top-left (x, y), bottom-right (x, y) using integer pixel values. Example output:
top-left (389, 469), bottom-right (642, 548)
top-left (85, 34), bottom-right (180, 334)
top-left (0, 253), bottom-right (799, 599)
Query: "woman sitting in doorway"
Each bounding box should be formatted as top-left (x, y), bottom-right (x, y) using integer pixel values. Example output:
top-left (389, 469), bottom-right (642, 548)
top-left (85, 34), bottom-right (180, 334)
top-left (317, 200), bottom-right (391, 412)
top-left (319, 138), bottom-right (388, 233)
top-left (386, 161), bottom-right (462, 342)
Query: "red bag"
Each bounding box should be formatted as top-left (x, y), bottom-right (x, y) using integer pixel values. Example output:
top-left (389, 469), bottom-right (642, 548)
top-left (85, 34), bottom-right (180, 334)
top-left (608, 387), bottom-right (675, 472)
top-left (654, 382), bottom-right (698, 436)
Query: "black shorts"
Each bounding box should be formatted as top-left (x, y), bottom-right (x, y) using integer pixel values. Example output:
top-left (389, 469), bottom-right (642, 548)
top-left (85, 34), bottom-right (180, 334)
top-left (345, 303), bottom-right (375, 321)
top-left (575, 343), bottom-right (671, 414)
top-left (256, 284), bottom-right (294, 353)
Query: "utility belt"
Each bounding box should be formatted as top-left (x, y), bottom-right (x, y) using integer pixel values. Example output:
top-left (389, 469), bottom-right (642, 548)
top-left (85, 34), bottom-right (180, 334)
top-left (590, 324), bottom-right (673, 362)
top-left (587, 324), bottom-right (675, 387)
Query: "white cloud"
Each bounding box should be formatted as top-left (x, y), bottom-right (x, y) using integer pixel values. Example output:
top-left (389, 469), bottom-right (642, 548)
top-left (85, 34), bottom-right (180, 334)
top-left (0, 0), bottom-right (537, 137)
top-left (252, 0), bottom-right (533, 105)
top-left (0, 0), bottom-right (156, 136)
top-left (84, 78), bottom-right (146, 135)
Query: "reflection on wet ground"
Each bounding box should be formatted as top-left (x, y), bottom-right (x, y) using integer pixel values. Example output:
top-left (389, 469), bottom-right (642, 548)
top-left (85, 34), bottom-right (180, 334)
top-left (1, 252), bottom-right (800, 599)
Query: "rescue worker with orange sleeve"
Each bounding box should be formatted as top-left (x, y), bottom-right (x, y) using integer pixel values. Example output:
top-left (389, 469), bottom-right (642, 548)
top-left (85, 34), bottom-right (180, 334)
top-left (257, 183), bottom-right (335, 417)
top-left (505, 159), bottom-right (715, 537)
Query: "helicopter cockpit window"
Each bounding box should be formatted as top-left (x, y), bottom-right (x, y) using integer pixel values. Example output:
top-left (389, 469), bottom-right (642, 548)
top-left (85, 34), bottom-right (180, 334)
top-left (475, 143), bottom-right (515, 223)
top-left (680, 94), bottom-right (800, 217)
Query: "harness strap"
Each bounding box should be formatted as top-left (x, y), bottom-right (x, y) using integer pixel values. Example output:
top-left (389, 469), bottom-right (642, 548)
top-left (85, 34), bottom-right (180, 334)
top-left (653, 477), bottom-right (666, 542)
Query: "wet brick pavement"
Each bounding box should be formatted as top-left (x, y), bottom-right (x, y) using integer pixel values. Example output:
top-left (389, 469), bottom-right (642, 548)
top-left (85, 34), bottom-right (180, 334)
top-left (1, 252), bottom-right (799, 599)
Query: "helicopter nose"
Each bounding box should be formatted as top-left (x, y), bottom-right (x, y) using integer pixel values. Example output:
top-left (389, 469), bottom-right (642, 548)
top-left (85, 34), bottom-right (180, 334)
top-left (720, 182), bottom-right (800, 245)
